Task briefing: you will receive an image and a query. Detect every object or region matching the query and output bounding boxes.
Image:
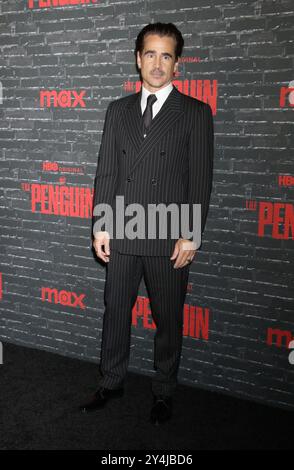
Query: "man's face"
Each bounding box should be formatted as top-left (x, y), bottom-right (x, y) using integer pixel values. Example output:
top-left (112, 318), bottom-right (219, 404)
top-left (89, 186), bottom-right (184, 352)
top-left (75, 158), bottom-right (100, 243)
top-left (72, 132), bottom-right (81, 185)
top-left (136, 34), bottom-right (178, 92)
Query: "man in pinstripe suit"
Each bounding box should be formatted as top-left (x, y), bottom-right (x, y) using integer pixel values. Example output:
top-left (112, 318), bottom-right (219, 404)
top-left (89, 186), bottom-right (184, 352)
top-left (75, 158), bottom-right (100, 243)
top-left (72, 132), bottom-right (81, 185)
top-left (80, 23), bottom-right (214, 425)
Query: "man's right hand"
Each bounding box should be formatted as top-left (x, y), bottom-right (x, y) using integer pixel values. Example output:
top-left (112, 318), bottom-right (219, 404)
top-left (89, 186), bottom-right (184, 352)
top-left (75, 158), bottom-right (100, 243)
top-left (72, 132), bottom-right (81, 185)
top-left (93, 231), bottom-right (110, 263)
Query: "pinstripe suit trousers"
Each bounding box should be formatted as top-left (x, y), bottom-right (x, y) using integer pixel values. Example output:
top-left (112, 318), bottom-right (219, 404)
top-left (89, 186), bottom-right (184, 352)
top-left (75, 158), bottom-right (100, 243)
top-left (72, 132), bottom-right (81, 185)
top-left (97, 248), bottom-right (190, 396)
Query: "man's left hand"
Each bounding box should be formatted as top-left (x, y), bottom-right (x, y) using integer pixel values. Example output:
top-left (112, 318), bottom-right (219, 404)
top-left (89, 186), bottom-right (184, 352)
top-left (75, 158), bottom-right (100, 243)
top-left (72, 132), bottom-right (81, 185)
top-left (170, 238), bottom-right (197, 269)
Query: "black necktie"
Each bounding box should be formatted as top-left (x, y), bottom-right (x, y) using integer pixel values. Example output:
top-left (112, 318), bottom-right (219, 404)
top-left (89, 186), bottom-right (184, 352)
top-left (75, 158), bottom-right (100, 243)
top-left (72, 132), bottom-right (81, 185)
top-left (143, 94), bottom-right (157, 133)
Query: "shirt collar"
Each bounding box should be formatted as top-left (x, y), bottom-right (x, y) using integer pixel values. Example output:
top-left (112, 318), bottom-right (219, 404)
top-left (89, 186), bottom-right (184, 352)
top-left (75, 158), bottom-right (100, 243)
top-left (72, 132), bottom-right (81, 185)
top-left (141, 81), bottom-right (174, 108)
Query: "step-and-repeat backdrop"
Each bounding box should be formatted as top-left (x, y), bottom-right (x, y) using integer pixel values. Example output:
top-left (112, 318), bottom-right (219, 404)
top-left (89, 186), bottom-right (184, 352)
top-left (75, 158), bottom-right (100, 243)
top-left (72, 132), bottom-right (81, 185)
top-left (0, 0), bottom-right (293, 410)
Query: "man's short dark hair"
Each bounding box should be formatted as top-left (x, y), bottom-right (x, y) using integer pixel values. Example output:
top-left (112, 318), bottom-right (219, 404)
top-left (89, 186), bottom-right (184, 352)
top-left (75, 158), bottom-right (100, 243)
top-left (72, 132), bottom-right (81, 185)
top-left (134, 22), bottom-right (184, 62)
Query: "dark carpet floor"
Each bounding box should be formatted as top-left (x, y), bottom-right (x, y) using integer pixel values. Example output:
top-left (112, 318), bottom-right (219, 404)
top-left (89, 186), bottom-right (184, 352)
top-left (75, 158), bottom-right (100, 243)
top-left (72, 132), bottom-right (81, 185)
top-left (0, 341), bottom-right (293, 450)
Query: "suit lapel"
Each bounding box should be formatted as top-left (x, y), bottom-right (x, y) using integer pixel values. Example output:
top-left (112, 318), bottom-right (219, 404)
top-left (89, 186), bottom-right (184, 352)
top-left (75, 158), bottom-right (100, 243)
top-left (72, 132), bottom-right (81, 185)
top-left (122, 84), bottom-right (185, 176)
top-left (122, 87), bottom-right (144, 154)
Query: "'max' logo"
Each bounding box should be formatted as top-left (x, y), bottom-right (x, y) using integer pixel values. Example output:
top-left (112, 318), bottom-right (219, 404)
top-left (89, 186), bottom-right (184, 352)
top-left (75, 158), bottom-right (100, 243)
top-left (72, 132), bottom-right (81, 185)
top-left (41, 287), bottom-right (86, 309)
top-left (40, 90), bottom-right (86, 108)
top-left (267, 328), bottom-right (293, 348)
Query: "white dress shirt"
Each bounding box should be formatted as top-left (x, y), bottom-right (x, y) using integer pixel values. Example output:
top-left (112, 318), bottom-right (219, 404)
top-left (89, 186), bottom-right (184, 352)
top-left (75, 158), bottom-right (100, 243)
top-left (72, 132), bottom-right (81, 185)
top-left (141, 81), bottom-right (174, 137)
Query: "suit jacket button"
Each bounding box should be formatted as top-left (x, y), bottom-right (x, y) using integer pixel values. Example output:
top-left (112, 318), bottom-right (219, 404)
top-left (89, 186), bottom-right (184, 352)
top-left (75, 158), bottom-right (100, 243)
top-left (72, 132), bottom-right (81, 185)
top-left (151, 178), bottom-right (157, 185)
top-left (122, 149), bottom-right (126, 154)
top-left (160, 150), bottom-right (166, 156)
top-left (127, 176), bottom-right (133, 182)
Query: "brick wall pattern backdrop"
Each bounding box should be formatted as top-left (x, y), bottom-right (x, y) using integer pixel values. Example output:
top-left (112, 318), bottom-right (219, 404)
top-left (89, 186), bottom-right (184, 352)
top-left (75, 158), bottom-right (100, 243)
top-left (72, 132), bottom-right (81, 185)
top-left (0, 0), bottom-right (293, 410)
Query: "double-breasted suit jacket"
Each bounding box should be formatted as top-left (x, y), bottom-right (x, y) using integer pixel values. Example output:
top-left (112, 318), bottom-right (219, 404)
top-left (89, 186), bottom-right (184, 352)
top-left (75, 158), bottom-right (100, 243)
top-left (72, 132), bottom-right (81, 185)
top-left (92, 84), bottom-right (214, 256)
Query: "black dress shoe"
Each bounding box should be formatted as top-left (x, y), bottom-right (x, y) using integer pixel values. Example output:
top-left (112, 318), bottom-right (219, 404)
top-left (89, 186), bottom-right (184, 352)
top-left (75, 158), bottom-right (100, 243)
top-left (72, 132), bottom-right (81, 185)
top-left (150, 394), bottom-right (173, 425)
top-left (79, 386), bottom-right (124, 412)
